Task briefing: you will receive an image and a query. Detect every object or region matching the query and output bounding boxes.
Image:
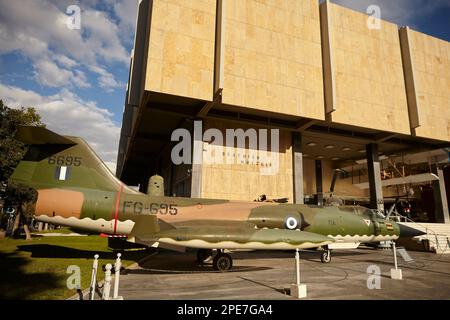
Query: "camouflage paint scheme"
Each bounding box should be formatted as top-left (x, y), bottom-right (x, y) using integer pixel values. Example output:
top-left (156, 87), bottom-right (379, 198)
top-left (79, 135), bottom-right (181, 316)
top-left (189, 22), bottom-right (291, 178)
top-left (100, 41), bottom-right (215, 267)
top-left (10, 127), bottom-right (405, 252)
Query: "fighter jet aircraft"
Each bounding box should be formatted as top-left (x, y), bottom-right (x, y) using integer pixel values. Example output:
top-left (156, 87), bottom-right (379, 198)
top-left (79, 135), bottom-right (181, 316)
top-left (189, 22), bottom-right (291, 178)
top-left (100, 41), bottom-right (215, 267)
top-left (8, 126), bottom-right (424, 271)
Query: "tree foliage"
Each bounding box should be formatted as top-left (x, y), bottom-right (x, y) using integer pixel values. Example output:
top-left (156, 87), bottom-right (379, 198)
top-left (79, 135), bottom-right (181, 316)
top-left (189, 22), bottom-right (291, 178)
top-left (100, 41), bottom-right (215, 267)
top-left (1, 100), bottom-right (44, 237)
top-left (0, 100), bottom-right (44, 182)
top-left (5, 182), bottom-right (38, 206)
top-left (5, 181), bottom-right (38, 232)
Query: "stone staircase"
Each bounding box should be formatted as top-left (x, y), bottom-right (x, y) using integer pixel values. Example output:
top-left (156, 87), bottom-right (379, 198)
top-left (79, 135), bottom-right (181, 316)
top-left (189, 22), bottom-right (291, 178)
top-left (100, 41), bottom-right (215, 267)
top-left (399, 222), bottom-right (450, 254)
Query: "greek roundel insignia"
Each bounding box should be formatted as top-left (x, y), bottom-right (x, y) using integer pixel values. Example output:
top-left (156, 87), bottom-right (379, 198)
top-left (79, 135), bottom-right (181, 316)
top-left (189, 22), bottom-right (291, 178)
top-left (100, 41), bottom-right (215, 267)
top-left (363, 219), bottom-right (371, 226)
top-left (285, 216), bottom-right (298, 230)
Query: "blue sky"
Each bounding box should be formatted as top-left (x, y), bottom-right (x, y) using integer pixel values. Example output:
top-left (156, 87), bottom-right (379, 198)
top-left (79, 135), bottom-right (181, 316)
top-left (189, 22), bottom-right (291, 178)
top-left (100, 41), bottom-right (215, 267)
top-left (0, 0), bottom-right (449, 172)
top-left (0, 0), bottom-right (138, 171)
top-left (333, 0), bottom-right (450, 41)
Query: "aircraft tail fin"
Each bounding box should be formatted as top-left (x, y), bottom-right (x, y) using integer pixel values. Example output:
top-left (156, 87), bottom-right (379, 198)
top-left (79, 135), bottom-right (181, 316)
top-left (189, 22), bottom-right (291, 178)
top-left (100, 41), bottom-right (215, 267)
top-left (10, 126), bottom-right (129, 192)
top-left (15, 126), bottom-right (76, 146)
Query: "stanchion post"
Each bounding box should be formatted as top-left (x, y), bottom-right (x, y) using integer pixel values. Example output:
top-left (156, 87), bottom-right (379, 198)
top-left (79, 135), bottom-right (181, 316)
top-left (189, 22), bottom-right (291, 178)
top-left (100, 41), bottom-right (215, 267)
top-left (295, 249), bottom-right (300, 286)
top-left (89, 254), bottom-right (99, 300)
top-left (393, 242), bottom-right (398, 269)
top-left (390, 241), bottom-right (403, 280)
top-left (113, 253), bottom-right (123, 300)
top-left (102, 264), bottom-right (112, 300)
top-left (290, 248), bottom-right (307, 298)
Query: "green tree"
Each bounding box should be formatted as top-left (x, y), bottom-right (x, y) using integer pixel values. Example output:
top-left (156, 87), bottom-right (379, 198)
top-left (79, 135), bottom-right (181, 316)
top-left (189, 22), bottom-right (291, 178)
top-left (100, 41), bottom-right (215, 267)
top-left (0, 100), bottom-right (44, 239)
top-left (0, 100), bottom-right (44, 182)
top-left (6, 182), bottom-right (38, 240)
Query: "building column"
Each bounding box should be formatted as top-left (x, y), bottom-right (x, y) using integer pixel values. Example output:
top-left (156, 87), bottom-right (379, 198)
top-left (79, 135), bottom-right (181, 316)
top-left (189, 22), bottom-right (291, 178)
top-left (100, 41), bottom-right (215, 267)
top-left (169, 162), bottom-right (175, 197)
top-left (292, 132), bottom-right (304, 204)
top-left (366, 143), bottom-right (384, 212)
top-left (139, 175), bottom-right (149, 194)
top-left (190, 120), bottom-right (203, 198)
top-left (432, 165), bottom-right (450, 224)
top-left (315, 160), bottom-right (323, 207)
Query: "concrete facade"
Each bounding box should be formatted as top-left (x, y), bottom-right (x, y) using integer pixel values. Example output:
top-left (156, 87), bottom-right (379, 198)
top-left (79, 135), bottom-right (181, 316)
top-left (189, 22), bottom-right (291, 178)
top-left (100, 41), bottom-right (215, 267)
top-left (145, 0), bottom-right (216, 101)
top-left (400, 27), bottom-right (450, 141)
top-left (322, 1), bottom-right (410, 134)
top-left (221, 0), bottom-right (324, 119)
top-left (199, 119), bottom-right (294, 201)
top-left (118, 0), bottom-right (450, 217)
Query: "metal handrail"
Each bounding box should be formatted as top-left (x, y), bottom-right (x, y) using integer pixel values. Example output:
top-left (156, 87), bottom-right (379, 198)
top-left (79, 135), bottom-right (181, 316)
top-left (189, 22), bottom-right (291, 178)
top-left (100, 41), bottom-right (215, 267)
top-left (371, 208), bottom-right (449, 251)
top-left (389, 214), bottom-right (449, 252)
top-left (390, 214), bottom-right (446, 237)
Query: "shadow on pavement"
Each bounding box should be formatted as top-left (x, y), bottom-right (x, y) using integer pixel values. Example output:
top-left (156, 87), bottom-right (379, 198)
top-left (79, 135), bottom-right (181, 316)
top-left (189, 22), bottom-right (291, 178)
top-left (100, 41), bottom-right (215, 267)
top-left (127, 265), bottom-right (271, 275)
top-left (17, 244), bottom-right (150, 261)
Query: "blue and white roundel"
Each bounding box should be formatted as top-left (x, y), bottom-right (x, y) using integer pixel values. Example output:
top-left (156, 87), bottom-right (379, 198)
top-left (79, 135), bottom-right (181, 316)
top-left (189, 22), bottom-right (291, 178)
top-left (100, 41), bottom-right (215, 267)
top-left (285, 216), bottom-right (298, 230)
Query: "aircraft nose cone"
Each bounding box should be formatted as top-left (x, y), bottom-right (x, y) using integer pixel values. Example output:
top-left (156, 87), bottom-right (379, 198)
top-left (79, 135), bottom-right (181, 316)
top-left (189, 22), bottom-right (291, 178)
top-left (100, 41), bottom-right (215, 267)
top-left (398, 224), bottom-right (427, 238)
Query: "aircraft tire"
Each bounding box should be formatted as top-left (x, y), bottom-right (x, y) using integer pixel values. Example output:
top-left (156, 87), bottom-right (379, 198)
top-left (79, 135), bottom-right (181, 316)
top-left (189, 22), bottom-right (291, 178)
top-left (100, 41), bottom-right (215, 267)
top-left (321, 250), bottom-right (331, 263)
top-left (196, 249), bottom-right (213, 264)
top-left (213, 253), bottom-right (233, 272)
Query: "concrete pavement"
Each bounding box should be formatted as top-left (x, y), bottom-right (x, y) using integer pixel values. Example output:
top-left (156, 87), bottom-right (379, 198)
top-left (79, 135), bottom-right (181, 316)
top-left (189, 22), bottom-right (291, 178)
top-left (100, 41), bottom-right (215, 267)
top-left (116, 247), bottom-right (450, 300)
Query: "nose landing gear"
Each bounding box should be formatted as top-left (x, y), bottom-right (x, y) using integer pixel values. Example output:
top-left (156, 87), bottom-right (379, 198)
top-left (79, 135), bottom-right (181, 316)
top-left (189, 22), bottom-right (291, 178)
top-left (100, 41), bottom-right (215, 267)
top-left (196, 249), bottom-right (213, 264)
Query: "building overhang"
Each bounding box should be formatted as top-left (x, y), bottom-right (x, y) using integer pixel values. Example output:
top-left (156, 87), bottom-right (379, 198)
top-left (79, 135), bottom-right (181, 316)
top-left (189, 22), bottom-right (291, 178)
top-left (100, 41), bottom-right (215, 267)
top-left (118, 90), bottom-right (450, 186)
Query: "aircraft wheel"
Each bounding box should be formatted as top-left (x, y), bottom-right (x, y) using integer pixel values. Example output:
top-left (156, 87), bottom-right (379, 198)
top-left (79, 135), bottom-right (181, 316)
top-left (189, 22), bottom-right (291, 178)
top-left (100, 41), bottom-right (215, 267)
top-left (321, 250), bottom-right (331, 263)
top-left (213, 253), bottom-right (233, 272)
top-left (196, 249), bottom-right (213, 264)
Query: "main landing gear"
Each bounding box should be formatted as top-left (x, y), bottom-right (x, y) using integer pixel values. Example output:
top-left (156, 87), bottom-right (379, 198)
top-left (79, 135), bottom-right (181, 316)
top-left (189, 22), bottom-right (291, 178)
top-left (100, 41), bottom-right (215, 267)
top-left (321, 249), bottom-right (332, 263)
top-left (196, 249), bottom-right (233, 272)
top-left (196, 249), bottom-right (213, 264)
top-left (213, 251), bottom-right (233, 272)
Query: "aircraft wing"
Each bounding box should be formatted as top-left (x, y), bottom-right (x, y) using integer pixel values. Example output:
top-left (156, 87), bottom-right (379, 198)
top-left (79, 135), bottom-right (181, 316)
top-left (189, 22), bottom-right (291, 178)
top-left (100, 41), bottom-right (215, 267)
top-left (354, 173), bottom-right (439, 189)
top-left (329, 195), bottom-right (399, 203)
top-left (127, 217), bottom-right (334, 251)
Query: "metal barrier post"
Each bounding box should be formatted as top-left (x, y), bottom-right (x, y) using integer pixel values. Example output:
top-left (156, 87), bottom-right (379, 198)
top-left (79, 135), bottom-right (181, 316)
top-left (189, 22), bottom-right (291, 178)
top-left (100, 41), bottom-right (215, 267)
top-left (295, 249), bottom-right (300, 286)
top-left (390, 242), bottom-right (402, 280)
top-left (113, 253), bottom-right (123, 300)
top-left (290, 248), bottom-right (307, 298)
top-left (102, 264), bottom-right (112, 300)
top-left (393, 242), bottom-right (398, 269)
top-left (89, 254), bottom-right (99, 300)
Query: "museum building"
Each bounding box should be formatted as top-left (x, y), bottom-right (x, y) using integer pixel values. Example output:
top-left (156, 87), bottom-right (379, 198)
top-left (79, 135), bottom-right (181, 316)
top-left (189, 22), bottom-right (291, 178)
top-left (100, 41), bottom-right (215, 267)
top-left (116, 0), bottom-right (450, 226)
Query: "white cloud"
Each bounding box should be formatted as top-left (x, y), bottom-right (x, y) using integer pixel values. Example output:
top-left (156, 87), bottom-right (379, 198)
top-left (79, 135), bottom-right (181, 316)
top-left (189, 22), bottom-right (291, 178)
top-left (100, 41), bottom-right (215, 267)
top-left (33, 59), bottom-right (73, 88)
top-left (54, 55), bottom-right (78, 69)
top-left (33, 58), bottom-right (90, 89)
top-left (0, 0), bottom-right (132, 90)
top-left (112, 0), bottom-right (139, 44)
top-left (104, 161), bottom-right (117, 174)
top-left (81, 9), bottom-right (130, 64)
top-left (114, 0), bottom-right (139, 29)
top-left (0, 83), bottom-right (120, 168)
top-left (72, 70), bottom-right (91, 89)
top-left (89, 65), bottom-right (123, 91)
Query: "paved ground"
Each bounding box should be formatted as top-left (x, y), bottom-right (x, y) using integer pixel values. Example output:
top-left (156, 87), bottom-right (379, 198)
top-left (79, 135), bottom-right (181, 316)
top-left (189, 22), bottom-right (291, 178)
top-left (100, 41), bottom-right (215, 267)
top-left (116, 248), bottom-right (450, 300)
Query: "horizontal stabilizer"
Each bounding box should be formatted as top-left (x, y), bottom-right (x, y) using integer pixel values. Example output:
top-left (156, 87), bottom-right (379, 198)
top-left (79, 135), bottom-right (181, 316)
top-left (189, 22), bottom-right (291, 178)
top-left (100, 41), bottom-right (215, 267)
top-left (128, 215), bottom-right (160, 244)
